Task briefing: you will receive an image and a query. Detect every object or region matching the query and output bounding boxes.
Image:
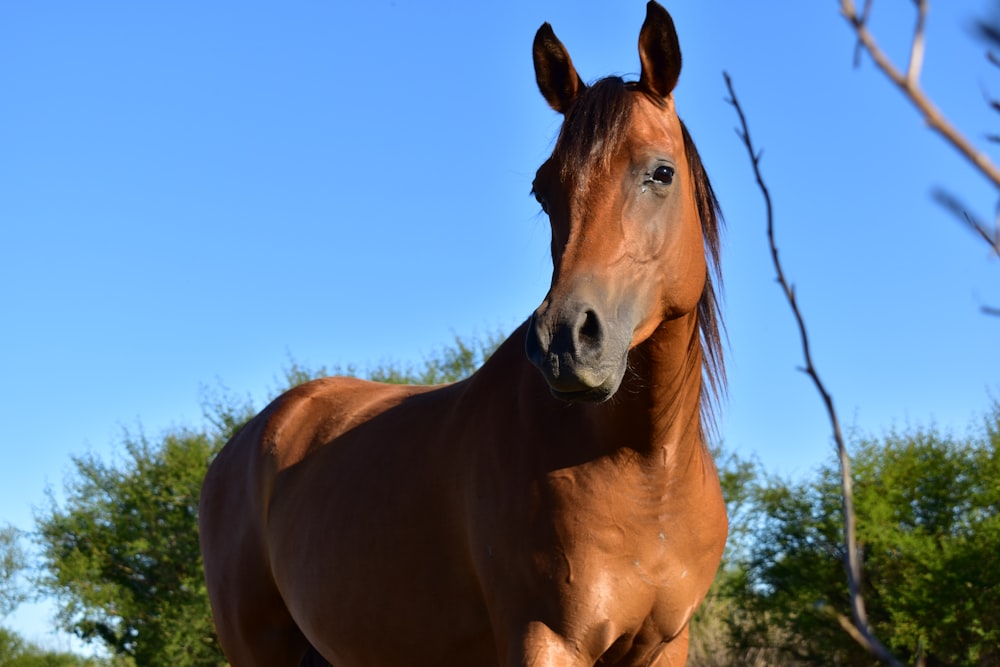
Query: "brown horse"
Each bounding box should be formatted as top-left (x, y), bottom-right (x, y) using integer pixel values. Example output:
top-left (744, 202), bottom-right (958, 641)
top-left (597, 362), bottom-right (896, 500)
top-left (199, 2), bottom-right (726, 665)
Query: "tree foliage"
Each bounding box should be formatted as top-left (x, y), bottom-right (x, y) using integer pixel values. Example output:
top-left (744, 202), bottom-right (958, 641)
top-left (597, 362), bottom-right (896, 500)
top-left (719, 401), bottom-right (1000, 666)
top-left (283, 332), bottom-right (505, 388)
top-left (0, 627), bottom-right (101, 667)
top-left (688, 447), bottom-right (767, 666)
top-left (0, 525), bottom-right (27, 619)
top-left (35, 430), bottom-right (228, 667)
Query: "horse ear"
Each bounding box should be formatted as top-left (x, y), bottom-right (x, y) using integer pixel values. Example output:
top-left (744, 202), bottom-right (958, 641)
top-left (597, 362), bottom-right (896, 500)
top-left (533, 23), bottom-right (586, 114)
top-left (637, 1), bottom-right (682, 99)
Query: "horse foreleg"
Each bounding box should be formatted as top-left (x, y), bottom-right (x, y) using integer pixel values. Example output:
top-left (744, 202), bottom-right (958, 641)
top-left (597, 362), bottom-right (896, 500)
top-left (643, 626), bottom-right (689, 667)
top-left (502, 622), bottom-right (593, 667)
top-left (298, 646), bottom-right (332, 667)
top-left (504, 623), bottom-right (690, 667)
top-left (210, 594), bottom-right (315, 667)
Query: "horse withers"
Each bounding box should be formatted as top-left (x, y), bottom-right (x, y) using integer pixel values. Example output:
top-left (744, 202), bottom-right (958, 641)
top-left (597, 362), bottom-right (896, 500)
top-left (199, 3), bottom-right (727, 665)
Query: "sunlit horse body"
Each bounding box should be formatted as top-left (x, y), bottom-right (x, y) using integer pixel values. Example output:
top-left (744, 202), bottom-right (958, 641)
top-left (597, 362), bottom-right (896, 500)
top-left (199, 3), bottom-right (726, 665)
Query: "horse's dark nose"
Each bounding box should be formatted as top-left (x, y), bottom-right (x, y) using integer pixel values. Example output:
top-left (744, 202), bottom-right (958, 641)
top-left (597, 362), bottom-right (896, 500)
top-left (547, 307), bottom-right (604, 373)
top-left (525, 300), bottom-right (622, 401)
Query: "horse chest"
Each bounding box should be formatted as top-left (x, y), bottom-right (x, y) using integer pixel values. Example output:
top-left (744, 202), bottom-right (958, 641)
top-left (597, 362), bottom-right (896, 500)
top-left (547, 475), bottom-right (718, 620)
top-left (473, 455), bottom-right (724, 659)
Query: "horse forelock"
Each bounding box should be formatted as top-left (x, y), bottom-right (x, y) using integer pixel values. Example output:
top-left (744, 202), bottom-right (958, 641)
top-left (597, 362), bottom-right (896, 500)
top-left (551, 77), bottom-right (635, 183)
top-left (551, 77), bottom-right (726, 436)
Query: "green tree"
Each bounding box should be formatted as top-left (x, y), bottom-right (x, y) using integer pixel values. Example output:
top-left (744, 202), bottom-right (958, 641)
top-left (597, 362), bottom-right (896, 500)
top-left (0, 627), bottom-right (102, 667)
top-left (0, 525), bottom-right (26, 619)
top-left (688, 446), bottom-right (769, 666)
top-left (33, 333), bottom-right (501, 666)
top-left (35, 429), bottom-right (231, 667)
top-left (304, 332), bottom-right (505, 387)
top-left (724, 401), bottom-right (1000, 666)
top-left (1, 527), bottom-right (100, 667)
top-left (364, 333), bottom-right (503, 385)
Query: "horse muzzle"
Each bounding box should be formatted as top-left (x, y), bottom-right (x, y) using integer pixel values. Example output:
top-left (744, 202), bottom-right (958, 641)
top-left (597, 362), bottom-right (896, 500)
top-left (525, 297), bottom-right (631, 403)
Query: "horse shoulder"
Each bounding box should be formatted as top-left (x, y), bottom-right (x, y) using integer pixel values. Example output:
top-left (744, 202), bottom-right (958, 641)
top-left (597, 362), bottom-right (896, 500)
top-left (253, 376), bottom-right (422, 472)
top-left (203, 377), bottom-right (428, 531)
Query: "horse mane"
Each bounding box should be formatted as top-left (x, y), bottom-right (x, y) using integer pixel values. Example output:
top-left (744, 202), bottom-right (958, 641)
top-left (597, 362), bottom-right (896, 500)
top-left (550, 76), bottom-right (726, 434)
top-left (682, 120), bottom-right (726, 436)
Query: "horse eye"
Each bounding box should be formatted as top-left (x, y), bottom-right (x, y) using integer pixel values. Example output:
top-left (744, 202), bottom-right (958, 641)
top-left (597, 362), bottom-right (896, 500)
top-left (652, 165), bottom-right (675, 185)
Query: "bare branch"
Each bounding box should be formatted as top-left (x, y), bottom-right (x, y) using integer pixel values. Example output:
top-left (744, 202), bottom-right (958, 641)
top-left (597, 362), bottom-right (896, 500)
top-left (835, 611), bottom-right (886, 656)
top-left (839, 0), bottom-right (1000, 190)
top-left (907, 0), bottom-right (928, 86)
top-left (724, 71), bottom-right (908, 667)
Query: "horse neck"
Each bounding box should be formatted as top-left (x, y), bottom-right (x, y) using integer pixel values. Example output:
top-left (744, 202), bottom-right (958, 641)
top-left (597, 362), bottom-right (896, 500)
top-left (485, 317), bottom-right (707, 470)
top-left (605, 311), bottom-right (706, 467)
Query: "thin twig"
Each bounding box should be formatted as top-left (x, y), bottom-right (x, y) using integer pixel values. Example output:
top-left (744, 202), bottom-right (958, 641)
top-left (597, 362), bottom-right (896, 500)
top-left (724, 71), bottom-right (907, 667)
top-left (932, 189), bottom-right (1000, 255)
top-left (853, 0), bottom-right (874, 67)
top-left (840, 0), bottom-right (1000, 190)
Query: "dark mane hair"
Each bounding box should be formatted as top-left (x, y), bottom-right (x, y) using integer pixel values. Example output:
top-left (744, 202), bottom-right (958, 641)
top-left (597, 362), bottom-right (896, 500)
top-left (682, 120), bottom-right (726, 433)
top-left (551, 75), bottom-right (726, 432)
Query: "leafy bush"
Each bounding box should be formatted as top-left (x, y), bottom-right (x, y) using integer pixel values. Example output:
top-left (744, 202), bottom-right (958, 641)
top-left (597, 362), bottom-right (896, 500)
top-left (716, 402), bottom-right (1000, 666)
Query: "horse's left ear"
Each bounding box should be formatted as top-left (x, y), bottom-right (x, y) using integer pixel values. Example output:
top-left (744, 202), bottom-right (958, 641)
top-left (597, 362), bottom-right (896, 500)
top-left (638, 1), bottom-right (682, 99)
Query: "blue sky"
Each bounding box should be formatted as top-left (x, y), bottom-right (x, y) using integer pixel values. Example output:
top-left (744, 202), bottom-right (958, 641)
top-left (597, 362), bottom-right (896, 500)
top-left (2, 0), bottom-right (998, 651)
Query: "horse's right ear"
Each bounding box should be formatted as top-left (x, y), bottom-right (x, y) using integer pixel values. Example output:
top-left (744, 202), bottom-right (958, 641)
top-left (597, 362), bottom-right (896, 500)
top-left (533, 23), bottom-right (585, 114)
top-left (638, 1), bottom-right (682, 99)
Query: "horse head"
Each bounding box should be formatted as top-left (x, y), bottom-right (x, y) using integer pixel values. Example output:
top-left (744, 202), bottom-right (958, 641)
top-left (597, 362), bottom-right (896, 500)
top-left (526, 1), bottom-right (714, 403)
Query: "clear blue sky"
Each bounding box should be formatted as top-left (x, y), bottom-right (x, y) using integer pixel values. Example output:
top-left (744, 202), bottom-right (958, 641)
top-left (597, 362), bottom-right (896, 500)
top-left (2, 0), bottom-right (997, 651)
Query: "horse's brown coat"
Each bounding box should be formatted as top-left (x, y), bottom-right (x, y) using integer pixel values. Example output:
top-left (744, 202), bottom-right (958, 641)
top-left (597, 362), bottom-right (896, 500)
top-left (199, 3), bottom-right (727, 665)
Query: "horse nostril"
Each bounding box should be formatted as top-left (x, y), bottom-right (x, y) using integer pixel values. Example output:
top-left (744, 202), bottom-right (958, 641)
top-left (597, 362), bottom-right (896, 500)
top-left (578, 309), bottom-right (602, 346)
